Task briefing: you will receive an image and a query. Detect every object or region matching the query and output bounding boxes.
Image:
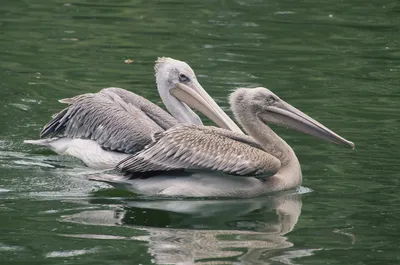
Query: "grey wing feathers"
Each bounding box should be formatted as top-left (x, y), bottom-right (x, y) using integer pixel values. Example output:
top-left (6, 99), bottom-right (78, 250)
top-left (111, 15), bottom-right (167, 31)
top-left (200, 126), bottom-right (265, 151)
top-left (40, 88), bottom-right (168, 154)
top-left (116, 124), bottom-right (281, 176)
top-left (99, 88), bottom-right (178, 129)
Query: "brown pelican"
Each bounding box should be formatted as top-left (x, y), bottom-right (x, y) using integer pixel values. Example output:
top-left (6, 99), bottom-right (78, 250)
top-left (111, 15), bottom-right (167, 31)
top-left (89, 85), bottom-right (354, 198)
top-left (24, 57), bottom-right (243, 169)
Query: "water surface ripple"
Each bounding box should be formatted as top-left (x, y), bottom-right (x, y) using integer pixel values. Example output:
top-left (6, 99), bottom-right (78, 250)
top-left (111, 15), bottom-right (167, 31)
top-left (1, 0), bottom-right (399, 264)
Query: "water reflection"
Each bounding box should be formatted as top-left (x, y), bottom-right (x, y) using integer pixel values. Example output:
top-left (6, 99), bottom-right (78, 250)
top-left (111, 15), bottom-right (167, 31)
top-left (62, 191), bottom-right (318, 264)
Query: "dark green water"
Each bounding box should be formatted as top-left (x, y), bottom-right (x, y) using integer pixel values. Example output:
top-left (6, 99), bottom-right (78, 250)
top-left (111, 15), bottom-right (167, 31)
top-left (1, 0), bottom-right (399, 264)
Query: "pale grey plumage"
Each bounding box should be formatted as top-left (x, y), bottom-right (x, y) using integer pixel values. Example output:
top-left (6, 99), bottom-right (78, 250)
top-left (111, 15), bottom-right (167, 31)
top-left (96, 87), bottom-right (178, 129)
top-left (116, 124), bottom-right (281, 176)
top-left (25, 57), bottom-right (249, 170)
top-left (40, 87), bottom-right (177, 154)
top-left (115, 86), bottom-right (354, 195)
top-left (88, 86), bottom-right (354, 197)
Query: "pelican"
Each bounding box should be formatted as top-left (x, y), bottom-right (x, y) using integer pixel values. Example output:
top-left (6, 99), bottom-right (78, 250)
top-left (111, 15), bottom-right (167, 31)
top-left (24, 57), bottom-right (243, 169)
top-left (89, 85), bottom-right (354, 198)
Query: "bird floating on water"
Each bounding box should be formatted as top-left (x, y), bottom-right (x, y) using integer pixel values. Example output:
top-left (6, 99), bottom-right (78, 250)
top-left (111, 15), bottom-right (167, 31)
top-left (89, 85), bottom-right (354, 198)
top-left (24, 57), bottom-right (243, 169)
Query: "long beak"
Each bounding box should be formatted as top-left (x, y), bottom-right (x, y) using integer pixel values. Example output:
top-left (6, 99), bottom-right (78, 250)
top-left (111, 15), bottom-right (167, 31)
top-left (171, 82), bottom-right (244, 134)
top-left (263, 101), bottom-right (355, 149)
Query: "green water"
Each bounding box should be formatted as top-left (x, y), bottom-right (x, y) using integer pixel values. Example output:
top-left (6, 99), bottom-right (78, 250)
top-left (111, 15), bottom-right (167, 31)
top-left (1, 0), bottom-right (399, 264)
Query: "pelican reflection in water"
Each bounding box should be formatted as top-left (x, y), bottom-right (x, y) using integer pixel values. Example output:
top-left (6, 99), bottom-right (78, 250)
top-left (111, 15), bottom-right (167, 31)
top-left (24, 57), bottom-right (242, 169)
top-left (90, 86), bottom-right (354, 197)
top-left (62, 192), bottom-right (319, 265)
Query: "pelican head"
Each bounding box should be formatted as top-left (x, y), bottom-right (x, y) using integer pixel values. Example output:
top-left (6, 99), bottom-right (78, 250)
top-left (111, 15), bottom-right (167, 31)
top-left (230, 87), bottom-right (355, 149)
top-left (155, 57), bottom-right (243, 133)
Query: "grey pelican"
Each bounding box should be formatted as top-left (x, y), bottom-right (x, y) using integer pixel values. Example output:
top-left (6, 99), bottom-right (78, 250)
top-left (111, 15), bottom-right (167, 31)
top-left (24, 57), bottom-right (243, 169)
top-left (89, 85), bottom-right (354, 198)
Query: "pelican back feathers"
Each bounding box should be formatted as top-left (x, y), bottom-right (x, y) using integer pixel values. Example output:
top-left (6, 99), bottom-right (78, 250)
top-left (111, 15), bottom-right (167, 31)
top-left (116, 124), bottom-right (281, 176)
top-left (40, 88), bottom-right (178, 154)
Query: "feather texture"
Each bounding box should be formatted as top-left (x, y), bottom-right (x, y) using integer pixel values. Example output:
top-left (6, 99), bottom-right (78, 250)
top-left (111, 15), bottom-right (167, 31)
top-left (116, 124), bottom-right (281, 176)
top-left (40, 87), bottom-right (178, 154)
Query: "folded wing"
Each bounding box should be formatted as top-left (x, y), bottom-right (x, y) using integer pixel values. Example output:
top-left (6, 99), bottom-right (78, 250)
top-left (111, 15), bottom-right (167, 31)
top-left (40, 87), bottom-right (178, 154)
top-left (116, 124), bottom-right (281, 176)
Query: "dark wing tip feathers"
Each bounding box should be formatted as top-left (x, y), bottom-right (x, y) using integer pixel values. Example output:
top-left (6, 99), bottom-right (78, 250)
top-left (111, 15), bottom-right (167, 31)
top-left (115, 153), bottom-right (174, 173)
top-left (40, 107), bottom-right (69, 138)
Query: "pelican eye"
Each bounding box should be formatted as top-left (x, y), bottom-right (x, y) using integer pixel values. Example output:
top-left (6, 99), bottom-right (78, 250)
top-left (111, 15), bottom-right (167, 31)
top-left (267, 95), bottom-right (276, 104)
top-left (179, 73), bottom-right (190, 83)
